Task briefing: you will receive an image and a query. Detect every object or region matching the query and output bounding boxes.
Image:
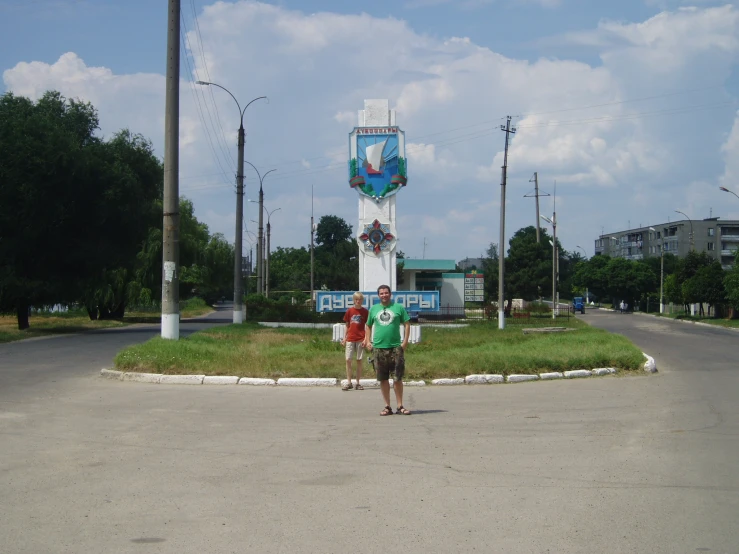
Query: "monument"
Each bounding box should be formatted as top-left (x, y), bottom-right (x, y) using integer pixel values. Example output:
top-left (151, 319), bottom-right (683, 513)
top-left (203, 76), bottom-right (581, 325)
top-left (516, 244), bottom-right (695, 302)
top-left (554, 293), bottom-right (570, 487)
top-left (316, 99), bottom-right (437, 316)
top-left (349, 99), bottom-right (407, 291)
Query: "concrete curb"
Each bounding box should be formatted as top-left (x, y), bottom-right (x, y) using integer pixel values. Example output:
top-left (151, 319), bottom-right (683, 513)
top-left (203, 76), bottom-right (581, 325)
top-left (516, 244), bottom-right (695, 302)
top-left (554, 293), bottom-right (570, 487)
top-left (101, 354), bottom-right (653, 386)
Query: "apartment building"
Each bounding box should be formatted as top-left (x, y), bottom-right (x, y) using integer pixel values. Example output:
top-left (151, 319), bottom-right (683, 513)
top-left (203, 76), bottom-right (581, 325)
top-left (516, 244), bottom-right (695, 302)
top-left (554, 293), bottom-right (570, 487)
top-left (594, 217), bottom-right (739, 269)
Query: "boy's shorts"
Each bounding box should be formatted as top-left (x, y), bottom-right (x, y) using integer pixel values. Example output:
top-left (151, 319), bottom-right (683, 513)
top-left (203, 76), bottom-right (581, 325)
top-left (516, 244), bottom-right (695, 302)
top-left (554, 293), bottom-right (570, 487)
top-left (374, 346), bottom-right (405, 382)
top-left (345, 341), bottom-right (365, 361)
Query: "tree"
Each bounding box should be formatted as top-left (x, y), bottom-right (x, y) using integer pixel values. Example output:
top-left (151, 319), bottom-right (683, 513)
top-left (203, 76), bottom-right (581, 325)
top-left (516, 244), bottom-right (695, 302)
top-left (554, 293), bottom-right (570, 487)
top-left (0, 91), bottom-right (103, 328)
top-left (606, 257), bottom-right (655, 307)
top-left (482, 243), bottom-right (499, 303)
top-left (683, 261), bottom-right (725, 316)
top-left (315, 215), bottom-right (352, 250)
top-left (505, 226), bottom-right (553, 302)
top-left (572, 255), bottom-right (611, 302)
top-left (723, 251), bottom-right (739, 317)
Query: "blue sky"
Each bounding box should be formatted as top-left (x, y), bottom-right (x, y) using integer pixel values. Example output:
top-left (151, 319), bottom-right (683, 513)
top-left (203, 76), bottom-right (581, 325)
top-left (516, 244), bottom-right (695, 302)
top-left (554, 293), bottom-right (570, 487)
top-left (3, 0), bottom-right (739, 264)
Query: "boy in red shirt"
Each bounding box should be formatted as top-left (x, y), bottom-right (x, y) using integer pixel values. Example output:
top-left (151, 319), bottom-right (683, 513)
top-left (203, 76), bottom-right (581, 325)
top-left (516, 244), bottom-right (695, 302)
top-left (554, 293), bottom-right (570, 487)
top-left (341, 292), bottom-right (369, 390)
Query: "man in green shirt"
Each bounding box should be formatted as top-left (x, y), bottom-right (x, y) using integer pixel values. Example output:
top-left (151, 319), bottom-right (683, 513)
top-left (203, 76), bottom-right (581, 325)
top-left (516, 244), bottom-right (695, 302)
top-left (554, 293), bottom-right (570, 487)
top-left (364, 284), bottom-right (411, 415)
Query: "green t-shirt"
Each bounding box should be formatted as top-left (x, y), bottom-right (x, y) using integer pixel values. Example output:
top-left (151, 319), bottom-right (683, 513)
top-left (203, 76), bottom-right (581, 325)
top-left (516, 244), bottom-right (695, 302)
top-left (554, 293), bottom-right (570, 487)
top-left (367, 301), bottom-right (410, 349)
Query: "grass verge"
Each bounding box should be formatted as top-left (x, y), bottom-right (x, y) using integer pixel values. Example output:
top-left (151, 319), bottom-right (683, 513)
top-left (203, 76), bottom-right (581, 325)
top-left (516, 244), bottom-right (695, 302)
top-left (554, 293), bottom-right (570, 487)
top-left (0, 298), bottom-right (214, 344)
top-left (114, 318), bottom-right (646, 380)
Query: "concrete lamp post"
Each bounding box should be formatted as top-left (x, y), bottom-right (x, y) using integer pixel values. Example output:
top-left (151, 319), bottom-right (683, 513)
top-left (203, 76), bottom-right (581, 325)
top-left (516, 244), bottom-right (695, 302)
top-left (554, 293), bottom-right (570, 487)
top-left (195, 81), bottom-right (266, 323)
top-left (244, 163), bottom-right (276, 295)
top-left (541, 214), bottom-right (557, 319)
top-left (265, 207), bottom-right (281, 298)
top-left (649, 227), bottom-right (665, 314)
top-left (675, 210), bottom-right (694, 251)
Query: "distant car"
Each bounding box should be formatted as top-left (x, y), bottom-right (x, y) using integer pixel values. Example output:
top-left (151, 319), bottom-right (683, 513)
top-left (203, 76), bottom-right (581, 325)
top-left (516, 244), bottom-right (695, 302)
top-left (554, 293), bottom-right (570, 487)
top-left (573, 297), bottom-right (585, 314)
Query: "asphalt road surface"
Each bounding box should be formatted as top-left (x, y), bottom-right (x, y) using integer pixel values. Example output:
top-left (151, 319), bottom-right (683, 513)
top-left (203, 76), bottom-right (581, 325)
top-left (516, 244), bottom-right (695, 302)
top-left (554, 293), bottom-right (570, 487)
top-left (0, 308), bottom-right (736, 553)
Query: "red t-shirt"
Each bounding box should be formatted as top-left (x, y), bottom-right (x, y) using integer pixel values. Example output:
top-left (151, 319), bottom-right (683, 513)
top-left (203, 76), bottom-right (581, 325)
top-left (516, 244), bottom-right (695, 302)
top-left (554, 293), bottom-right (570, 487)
top-left (343, 307), bottom-right (369, 342)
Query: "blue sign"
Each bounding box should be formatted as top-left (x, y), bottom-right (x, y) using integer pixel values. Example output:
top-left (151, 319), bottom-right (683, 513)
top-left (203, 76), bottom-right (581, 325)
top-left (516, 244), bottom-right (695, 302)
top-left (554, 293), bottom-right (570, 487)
top-left (316, 291), bottom-right (439, 313)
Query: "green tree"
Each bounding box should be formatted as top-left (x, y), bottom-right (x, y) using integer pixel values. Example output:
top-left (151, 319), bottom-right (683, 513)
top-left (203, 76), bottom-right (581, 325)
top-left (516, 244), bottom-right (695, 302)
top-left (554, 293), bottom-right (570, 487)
top-left (682, 261), bottom-right (725, 317)
top-left (315, 215), bottom-right (352, 250)
top-left (572, 255), bottom-right (610, 303)
top-left (505, 226), bottom-right (553, 302)
top-left (0, 91), bottom-right (103, 328)
top-left (723, 251), bottom-right (739, 317)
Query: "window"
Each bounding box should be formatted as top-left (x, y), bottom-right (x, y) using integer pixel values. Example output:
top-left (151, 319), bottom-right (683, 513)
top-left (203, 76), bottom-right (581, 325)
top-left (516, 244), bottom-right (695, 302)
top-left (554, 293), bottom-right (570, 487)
top-left (708, 242), bottom-right (715, 251)
top-left (708, 228), bottom-right (715, 237)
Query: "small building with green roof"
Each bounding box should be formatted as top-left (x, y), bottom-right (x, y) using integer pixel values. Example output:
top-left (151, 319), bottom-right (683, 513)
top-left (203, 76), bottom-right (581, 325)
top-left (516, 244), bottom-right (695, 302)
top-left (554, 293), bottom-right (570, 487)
top-left (397, 259), bottom-right (466, 306)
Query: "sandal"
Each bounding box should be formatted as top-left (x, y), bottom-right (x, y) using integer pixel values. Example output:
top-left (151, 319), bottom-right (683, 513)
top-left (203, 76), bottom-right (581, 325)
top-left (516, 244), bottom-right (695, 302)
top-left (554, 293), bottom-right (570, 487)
top-left (355, 384), bottom-right (364, 390)
top-left (380, 405), bottom-right (393, 416)
top-left (396, 406), bottom-right (411, 415)
top-left (342, 383), bottom-right (353, 391)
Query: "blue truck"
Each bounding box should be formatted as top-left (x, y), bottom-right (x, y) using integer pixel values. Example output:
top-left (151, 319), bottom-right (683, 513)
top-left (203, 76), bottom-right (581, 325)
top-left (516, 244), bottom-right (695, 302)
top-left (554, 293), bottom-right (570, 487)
top-left (572, 296), bottom-right (585, 314)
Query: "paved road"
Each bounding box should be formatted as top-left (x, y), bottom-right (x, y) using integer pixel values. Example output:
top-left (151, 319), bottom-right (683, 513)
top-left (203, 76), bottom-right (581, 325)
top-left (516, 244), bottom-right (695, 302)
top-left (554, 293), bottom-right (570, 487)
top-left (0, 309), bottom-right (737, 553)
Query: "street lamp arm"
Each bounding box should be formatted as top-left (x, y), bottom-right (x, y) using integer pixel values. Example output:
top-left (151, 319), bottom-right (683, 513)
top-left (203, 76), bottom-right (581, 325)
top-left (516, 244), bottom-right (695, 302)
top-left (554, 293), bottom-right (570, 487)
top-left (241, 96), bottom-right (267, 120)
top-left (720, 186), bottom-right (739, 201)
top-left (244, 160), bottom-right (262, 184)
top-left (196, 81), bottom-right (242, 119)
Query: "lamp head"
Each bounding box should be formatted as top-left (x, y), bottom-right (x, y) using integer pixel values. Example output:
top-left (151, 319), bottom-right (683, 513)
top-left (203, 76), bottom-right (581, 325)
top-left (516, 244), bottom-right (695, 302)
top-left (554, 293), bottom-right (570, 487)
top-left (195, 80), bottom-right (210, 85)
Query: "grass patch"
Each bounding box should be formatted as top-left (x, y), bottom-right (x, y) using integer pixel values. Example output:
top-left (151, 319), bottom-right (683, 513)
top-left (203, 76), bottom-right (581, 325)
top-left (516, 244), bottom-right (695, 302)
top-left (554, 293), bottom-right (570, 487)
top-left (114, 319), bottom-right (645, 380)
top-left (0, 298), bottom-right (215, 343)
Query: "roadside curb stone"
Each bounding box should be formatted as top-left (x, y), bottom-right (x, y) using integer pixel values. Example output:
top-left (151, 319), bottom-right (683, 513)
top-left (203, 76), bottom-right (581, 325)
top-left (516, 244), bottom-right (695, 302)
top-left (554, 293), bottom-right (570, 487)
top-left (432, 378), bottom-right (465, 386)
top-left (564, 370), bottom-right (592, 379)
top-left (277, 378), bottom-right (337, 387)
top-left (593, 368), bottom-right (617, 376)
top-left (203, 376), bottom-right (240, 385)
top-left (122, 372), bottom-right (161, 383)
top-left (465, 374), bottom-right (504, 384)
top-left (159, 375), bottom-right (204, 385)
top-left (540, 372), bottom-right (564, 380)
top-left (507, 374), bottom-right (539, 383)
top-left (238, 378), bottom-right (276, 386)
top-left (643, 353), bottom-right (657, 373)
top-left (101, 353), bottom-right (658, 387)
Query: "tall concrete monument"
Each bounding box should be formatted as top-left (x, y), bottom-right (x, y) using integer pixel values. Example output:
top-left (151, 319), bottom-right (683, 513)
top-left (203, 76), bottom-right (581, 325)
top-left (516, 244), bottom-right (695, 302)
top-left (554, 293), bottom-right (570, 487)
top-left (348, 99), bottom-right (407, 292)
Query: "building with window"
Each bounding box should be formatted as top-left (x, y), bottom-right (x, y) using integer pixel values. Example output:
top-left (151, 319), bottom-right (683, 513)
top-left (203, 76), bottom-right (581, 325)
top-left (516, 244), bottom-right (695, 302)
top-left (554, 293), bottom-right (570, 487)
top-left (594, 217), bottom-right (739, 269)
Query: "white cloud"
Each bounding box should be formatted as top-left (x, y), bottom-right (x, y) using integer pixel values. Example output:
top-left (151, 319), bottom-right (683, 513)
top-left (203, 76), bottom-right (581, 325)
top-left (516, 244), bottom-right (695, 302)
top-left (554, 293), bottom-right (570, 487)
top-left (4, 2), bottom-right (739, 260)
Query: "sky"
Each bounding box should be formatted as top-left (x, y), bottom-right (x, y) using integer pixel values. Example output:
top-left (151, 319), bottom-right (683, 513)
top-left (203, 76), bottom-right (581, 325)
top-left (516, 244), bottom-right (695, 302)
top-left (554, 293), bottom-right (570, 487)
top-left (3, 0), bottom-right (739, 262)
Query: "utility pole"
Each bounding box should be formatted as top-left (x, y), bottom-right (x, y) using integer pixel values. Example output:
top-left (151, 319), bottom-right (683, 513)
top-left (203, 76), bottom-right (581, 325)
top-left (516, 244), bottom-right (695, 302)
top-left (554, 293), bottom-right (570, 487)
top-left (498, 116), bottom-right (516, 330)
top-left (422, 238), bottom-right (428, 259)
top-left (266, 220), bottom-right (271, 298)
top-left (310, 185), bottom-right (315, 310)
top-left (161, 0), bottom-right (180, 340)
top-left (525, 172), bottom-right (549, 244)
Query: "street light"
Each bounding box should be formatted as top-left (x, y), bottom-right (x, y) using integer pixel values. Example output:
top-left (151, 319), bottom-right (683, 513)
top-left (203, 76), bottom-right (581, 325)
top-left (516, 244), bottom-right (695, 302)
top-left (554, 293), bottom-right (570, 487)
top-left (575, 245), bottom-right (587, 258)
top-left (245, 162), bottom-right (276, 295)
top-left (265, 206), bottom-right (281, 298)
top-left (675, 209), bottom-right (694, 251)
top-left (649, 227), bottom-right (665, 314)
top-left (541, 214), bottom-right (557, 319)
top-left (719, 186), bottom-right (739, 201)
top-left (195, 81), bottom-right (266, 323)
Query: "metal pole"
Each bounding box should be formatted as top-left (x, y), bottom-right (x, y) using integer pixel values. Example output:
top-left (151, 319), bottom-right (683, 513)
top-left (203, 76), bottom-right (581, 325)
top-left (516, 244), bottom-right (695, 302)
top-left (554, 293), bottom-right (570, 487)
top-left (498, 116), bottom-right (515, 330)
top-left (534, 172), bottom-right (540, 243)
top-left (161, 0), bottom-right (180, 340)
top-left (660, 241), bottom-right (664, 314)
top-left (310, 185), bottom-right (315, 309)
top-left (266, 221), bottom-right (271, 298)
top-left (233, 123), bottom-right (245, 323)
top-left (257, 186), bottom-right (264, 295)
top-left (552, 219), bottom-right (557, 319)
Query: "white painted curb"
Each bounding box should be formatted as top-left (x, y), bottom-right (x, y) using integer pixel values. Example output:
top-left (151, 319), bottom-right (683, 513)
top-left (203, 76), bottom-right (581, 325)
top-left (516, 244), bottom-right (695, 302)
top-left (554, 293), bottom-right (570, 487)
top-left (122, 372), bottom-right (161, 383)
top-left (564, 370), bottom-right (592, 379)
top-left (592, 368), bottom-right (617, 376)
top-left (507, 374), bottom-right (539, 383)
top-left (643, 353), bottom-right (657, 373)
top-left (100, 368), bottom-right (123, 380)
top-left (465, 374), bottom-right (504, 384)
top-left (203, 376), bottom-right (240, 385)
top-left (159, 375), bottom-right (204, 385)
top-left (238, 378), bottom-right (276, 386)
top-left (102, 353), bottom-right (657, 387)
top-left (432, 378), bottom-right (465, 386)
top-left (540, 372), bottom-right (564, 380)
top-left (277, 378), bottom-right (337, 387)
